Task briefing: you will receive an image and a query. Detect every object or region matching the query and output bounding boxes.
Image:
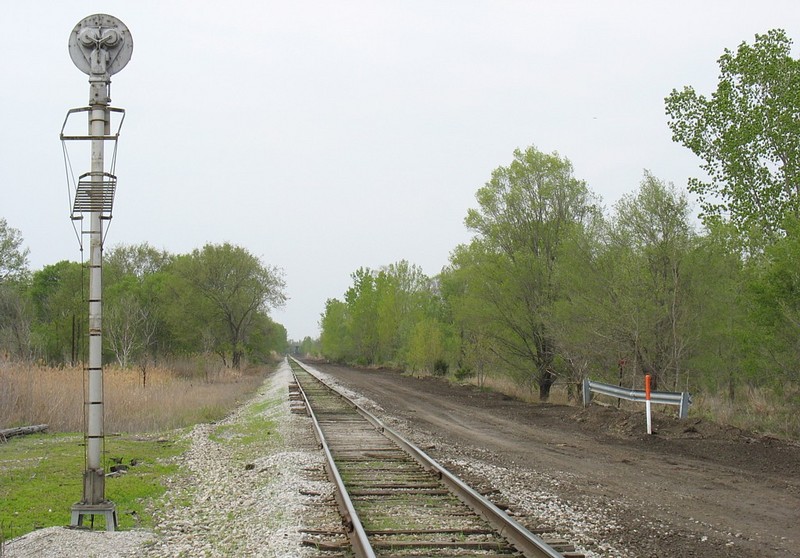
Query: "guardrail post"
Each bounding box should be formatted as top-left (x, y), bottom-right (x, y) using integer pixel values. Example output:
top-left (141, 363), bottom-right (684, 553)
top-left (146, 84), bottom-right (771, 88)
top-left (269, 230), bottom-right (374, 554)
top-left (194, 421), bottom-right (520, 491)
top-left (582, 378), bottom-right (591, 407)
top-left (679, 391), bottom-right (690, 419)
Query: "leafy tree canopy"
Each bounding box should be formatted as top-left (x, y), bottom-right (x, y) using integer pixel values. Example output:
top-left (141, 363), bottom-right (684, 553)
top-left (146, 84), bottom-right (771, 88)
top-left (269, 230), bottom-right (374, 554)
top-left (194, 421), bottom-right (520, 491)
top-left (665, 29), bottom-right (800, 246)
top-left (172, 243), bottom-right (286, 368)
top-left (0, 218), bottom-right (29, 283)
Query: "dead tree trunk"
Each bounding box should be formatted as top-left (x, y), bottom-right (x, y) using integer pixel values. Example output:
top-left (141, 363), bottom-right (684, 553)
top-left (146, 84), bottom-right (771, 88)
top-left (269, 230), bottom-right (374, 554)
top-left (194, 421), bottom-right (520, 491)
top-left (0, 424), bottom-right (48, 441)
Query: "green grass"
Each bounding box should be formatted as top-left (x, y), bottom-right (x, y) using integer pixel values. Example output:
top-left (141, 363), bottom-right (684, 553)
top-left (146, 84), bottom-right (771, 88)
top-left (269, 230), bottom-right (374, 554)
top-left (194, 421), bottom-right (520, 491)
top-left (0, 432), bottom-right (187, 541)
top-left (209, 395), bottom-right (283, 460)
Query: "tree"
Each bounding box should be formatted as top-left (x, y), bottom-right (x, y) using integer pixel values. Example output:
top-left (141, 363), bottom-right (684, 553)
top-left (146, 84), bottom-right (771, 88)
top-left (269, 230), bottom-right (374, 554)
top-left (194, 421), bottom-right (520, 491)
top-left (406, 317), bottom-right (446, 374)
top-left (172, 243), bottom-right (286, 368)
top-left (607, 172), bottom-right (696, 390)
top-left (104, 244), bottom-right (172, 368)
top-left (0, 218), bottom-right (29, 283)
top-left (106, 243), bottom-right (172, 279)
top-left (319, 298), bottom-right (351, 362)
top-left (748, 217), bottom-right (800, 384)
top-left (28, 261), bottom-right (85, 364)
top-left (319, 261), bottom-right (447, 368)
top-left (343, 268), bottom-right (379, 364)
top-left (297, 336), bottom-right (319, 357)
top-left (0, 284), bottom-right (32, 360)
top-left (0, 218), bottom-right (31, 359)
top-left (375, 261), bottom-right (431, 364)
top-left (245, 313), bottom-right (288, 361)
top-left (454, 145), bottom-right (598, 400)
top-left (105, 289), bottom-right (158, 368)
top-left (684, 222), bottom-right (752, 399)
top-left (665, 29), bottom-right (800, 246)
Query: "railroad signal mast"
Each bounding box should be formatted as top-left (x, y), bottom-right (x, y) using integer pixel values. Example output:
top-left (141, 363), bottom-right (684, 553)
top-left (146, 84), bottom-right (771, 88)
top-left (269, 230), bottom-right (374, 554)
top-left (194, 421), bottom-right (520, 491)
top-left (63, 14), bottom-right (133, 531)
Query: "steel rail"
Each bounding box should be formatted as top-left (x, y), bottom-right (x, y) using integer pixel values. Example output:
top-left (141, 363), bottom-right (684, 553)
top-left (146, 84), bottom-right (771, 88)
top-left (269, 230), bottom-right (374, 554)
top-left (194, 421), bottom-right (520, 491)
top-left (292, 366), bottom-right (376, 558)
top-left (290, 357), bottom-right (565, 558)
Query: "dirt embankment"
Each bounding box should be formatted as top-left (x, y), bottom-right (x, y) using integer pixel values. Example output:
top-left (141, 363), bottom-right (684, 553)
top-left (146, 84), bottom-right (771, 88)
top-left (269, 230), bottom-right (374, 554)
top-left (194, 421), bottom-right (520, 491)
top-left (310, 361), bottom-right (800, 558)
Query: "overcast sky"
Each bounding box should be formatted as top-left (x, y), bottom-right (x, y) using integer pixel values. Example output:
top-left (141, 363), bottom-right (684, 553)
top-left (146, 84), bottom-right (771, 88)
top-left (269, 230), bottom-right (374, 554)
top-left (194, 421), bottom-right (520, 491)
top-left (1, 1), bottom-right (798, 340)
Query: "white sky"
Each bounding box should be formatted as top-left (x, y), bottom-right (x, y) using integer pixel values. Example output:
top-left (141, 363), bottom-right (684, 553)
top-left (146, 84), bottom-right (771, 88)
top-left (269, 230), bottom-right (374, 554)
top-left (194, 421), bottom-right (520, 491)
top-left (1, 1), bottom-right (798, 340)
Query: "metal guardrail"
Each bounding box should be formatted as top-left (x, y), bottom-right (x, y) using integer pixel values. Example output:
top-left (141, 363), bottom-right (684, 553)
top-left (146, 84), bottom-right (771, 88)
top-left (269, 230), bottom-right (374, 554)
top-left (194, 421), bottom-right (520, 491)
top-left (582, 378), bottom-right (692, 419)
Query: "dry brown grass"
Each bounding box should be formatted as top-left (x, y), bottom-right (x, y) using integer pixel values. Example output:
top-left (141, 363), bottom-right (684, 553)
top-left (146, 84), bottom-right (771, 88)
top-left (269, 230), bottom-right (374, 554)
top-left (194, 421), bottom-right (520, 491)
top-left (693, 385), bottom-right (800, 439)
top-left (462, 373), bottom-right (575, 405)
top-left (0, 358), bottom-right (270, 433)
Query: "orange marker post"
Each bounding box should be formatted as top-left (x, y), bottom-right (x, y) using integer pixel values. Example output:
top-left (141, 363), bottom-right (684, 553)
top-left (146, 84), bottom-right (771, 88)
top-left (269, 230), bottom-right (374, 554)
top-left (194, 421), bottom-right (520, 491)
top-left (645, 374), bottom-right (652, 434)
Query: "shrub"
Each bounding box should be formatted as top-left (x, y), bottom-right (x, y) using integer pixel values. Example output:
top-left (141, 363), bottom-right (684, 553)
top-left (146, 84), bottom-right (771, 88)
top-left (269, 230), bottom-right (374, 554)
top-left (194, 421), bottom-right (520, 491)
top-left (432, 359), bottom-right (449, 376)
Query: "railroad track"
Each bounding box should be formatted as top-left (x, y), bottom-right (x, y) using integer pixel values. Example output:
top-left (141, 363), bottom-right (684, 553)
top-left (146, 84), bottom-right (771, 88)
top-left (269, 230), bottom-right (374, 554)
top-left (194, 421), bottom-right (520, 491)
top-left (288, 357), bottom-right (584, 558)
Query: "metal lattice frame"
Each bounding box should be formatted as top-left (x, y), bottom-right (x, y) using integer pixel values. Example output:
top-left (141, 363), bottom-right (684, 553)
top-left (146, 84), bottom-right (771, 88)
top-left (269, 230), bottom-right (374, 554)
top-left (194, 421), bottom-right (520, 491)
top-left (72, 172), bottom-right (117, 219)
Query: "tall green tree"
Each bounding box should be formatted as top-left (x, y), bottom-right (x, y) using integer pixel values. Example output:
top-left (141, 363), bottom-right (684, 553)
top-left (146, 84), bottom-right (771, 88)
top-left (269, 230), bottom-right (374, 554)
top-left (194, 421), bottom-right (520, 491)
top-left (665, 29), bottom-right (800, 246)
top-left (0, 218), bottom-right (31, 359)
top-left (319, 298), bottom-right (351, 362)
top-left (171, 243), bottom-right (286, 368)
top-left (684, 222), bottom-right (752, 399)
top-left (104, 244), bottom-right (173, 367)
top-left (375, 261), bottom-right (431, 364)
top-left (454, 145), bottom-right (598, 400)
top-left (749, 217), bottom-right (800, 384)
top-left (28, 261), bottom-right (85, 363)
top-left (607, 172), bottom-right (696, 390)
top-left (0, 218), bottom-right (29, 283)
top-left (106, 242), bottom-right (173, 279)
top-left (319, 261), bottom-right (447, 369)
top-left (344, 268), bottom-right (380, 364)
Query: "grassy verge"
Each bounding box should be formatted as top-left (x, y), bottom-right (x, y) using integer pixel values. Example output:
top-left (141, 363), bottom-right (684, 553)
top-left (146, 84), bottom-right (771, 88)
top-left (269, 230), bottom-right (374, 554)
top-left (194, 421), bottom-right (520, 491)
top-left (0, 432), bottom-right (187, 541)
top-left (210, 396), bottom-right (283, 461)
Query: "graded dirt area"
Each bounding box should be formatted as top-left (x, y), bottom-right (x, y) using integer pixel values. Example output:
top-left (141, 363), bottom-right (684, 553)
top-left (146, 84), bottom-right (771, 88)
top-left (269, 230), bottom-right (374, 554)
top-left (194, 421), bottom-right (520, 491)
top-left (308, 361), bottom-right (800, 558)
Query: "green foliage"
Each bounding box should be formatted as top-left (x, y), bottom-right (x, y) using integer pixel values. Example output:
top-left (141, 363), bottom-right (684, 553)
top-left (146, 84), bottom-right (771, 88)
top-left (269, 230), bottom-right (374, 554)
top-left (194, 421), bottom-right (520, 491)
top-left (680, 223), bottom-right (755, 396)
top-left (606, 172), bottom-right (697, 391)
top-left (7, 240), bottom-right (288, 368)
top-left (665, 29), bottom-right (800, 247)
top-left (455, 145), bottom-right (598, 400)
top-left (406, 317), bottom-right (448, 373)
top-left (344, 268), bottom-right (380, 363)
top-left (105, 242), bottom-right (173, 278)
top-left (747, 218), bottom-right (800, 384)
top-left (28, 261), bottom-right (85, 364)
top-left (295, 335), bottom-right (320, 357)
top-left (0, 217), bottom-right (29, 283)
top-left (159, 243), bottom-right (287, 368)
top-left (664, 28), bottom-right (800, 399)
top-left (319, 298), bottom-right (352, 362)
top-left (432, 358), bottom-right (449, 376)
top-left (319, 260), bottom-right (453, 370)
